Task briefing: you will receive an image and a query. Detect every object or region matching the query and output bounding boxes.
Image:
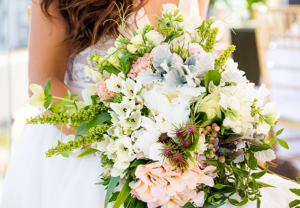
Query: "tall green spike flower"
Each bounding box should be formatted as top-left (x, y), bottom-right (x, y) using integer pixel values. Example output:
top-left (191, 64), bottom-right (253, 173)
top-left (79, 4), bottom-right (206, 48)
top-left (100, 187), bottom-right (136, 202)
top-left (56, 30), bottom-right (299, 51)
top-left (215, 45), bottom-right (236, 72)
top-left (45, 124), bottom-right (110, 157)
top-left (204, 27), bottom-right (219, 53)
top-left (26, 103), bottom-right (108, 127)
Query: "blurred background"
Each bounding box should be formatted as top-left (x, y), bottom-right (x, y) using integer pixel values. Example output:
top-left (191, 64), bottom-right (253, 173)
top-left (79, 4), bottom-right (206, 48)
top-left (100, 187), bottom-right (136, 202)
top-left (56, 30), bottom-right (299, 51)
top-left (0, 0), bottom-right (299, 203)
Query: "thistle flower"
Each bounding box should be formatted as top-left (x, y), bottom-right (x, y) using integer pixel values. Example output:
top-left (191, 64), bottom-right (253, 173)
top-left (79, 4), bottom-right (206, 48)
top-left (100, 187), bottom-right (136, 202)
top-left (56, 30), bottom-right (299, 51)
top-left (163, 147), bottom-right (173, 158)
top-left (176, 128), bottom-right (185, 139)
top-left (186, 125), bottom-right (196, 135)
top-left (172, 153), bottom-right (182, 163)
top-left (181, 139), bottom-right (192, 148)
top-left (160, 134), bottom-right (170, 143)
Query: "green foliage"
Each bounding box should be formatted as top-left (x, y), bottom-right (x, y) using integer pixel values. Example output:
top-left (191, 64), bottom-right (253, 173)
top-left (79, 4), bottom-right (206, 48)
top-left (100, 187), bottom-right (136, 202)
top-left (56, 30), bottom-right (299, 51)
top-left (113, 177), bottom-right (132, 208)
top-left (290, 189), bottom-right (300, 196)
top-left (77, 112), bottom-right (111, 135)
top-left (130, 159), bottom-right (150, 167)
top-left (269, 128), bottom-right (289, 149)
top-left (105, 176), bottom-right (120, 208)
top-left (45, 124), bottom-right (109, 157)
top-left (251, 167), bottom-right (268, 179)
top-left (27, 103), bottom-right (108, 128)
top-left (290, 200), bottom-right (300, 208)
top-left (77, 148), bottom-right (99, 158)
top-left (248, 144), bottom-right (272, 152)
top-left (246, 151), bottom-right (258, 170)
top-left (205, 70), bottom-right (221, 93)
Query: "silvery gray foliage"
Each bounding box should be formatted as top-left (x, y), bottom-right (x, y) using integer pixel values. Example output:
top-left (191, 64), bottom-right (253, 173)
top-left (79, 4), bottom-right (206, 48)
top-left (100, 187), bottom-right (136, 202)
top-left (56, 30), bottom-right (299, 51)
top-left (152, 46), bottom-right (175, 73)
top-left (164, 63), bottom-right (186, 87)
top-left (184, 54), bottom-right (197, 66)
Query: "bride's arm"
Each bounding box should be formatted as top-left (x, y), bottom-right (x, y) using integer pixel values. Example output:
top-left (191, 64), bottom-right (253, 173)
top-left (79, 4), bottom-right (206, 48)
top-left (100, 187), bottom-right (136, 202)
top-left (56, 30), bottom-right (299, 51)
top-left (198, 0), bottom-right (210, 20)
top-left (28, 0), bottom-right (76, 135)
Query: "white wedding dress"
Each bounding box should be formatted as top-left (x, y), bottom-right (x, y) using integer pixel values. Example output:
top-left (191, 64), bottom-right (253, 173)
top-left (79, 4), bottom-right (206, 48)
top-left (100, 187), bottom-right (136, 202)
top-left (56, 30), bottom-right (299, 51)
top-left (1, 1), bottom-right (300, 208)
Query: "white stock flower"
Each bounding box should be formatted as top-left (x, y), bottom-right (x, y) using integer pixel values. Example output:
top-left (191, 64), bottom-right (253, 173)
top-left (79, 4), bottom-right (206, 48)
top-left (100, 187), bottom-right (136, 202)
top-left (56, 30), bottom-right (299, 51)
top-left (145, 30), bottom-right (164, 46)
top-left (221, 59), bottom-right (248, 84)
top-left (122, 78), bottom-right (142, 98)
top-left (254, 149), bottom-right (276, 163)
top-left (84, 66), bottom-right (103, 82)
top-left (111, 160), bottom-right (131, 177)
top-left (82, 85), bottom-right (96, 106)
top-left (29, 84), bottom-right (45, 110)
top-left (110, 99), bottom-right (135, 119)
top-left (122, 110), bottom-right (142, 130)
top-left (105, 73), bottom-right (124, 92)
top-left (92, 134), bottom-right (113, 152)
top-left (219, 93), bottom-right (240, 111)
top-left (131, 34), bottom-right (143, 45)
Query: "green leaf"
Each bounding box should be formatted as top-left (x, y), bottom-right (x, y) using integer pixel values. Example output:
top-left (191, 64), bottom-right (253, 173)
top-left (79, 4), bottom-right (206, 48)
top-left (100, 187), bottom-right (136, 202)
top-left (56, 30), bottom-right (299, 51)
top-left (228, 198), bottom-right (248, 206)
top-left (44, 95), bottom-right (52, 109)
top-left (60, 90), bottom-right (72, 106)
top-left (71, 94), bottom-right (78, 101)
top-left (44, 78), bottom-right (51, 97)
top-left (103, 65), bottom-right (120, 76)
top-left (203, 202), bottom-right (226, 208)
top-left (213, 184), bottom-right (226, 189)
top-left (77, 123), bottom-right (87, 135)
top-left (296, 177), bottom-right (300, 183)
top-left (213, 194), bottom-right (221, 199)
top-left (194, 93), bottom-right (206, 116)
top-left (232, 165), bottom-right (249, 177)
top-left (247, 151), bottom-right (258, 170)
top-left (203, 160), bottom-right (218, 166)
top-left (183, 202), bottom-right (195, 208)
top-left (290, 199), bottom-right (300, 207)
top-left (183, 134), bottom-right (199, 152)
top-left (49, 102), bottom-right (62, 113)
top-left (120, 53), bottom-right (133, 76)
top-left (257, 181), bottom-right (276, 188)
top-left (109, 192), bottom-right (120, 202)
top-left (251, 166), bottom-right (268, 179)
top-left (277, 138), bottom-right (289, 149)
top-left (257, 198), bottom-right (261, 208)
top-left (77, 148), bottom-right (99, 158)
top-left (290, 189), bottom-right (300, 196)
top-left (105, 176), bottom-right (120, 208)
top-left (204, 70), bottom-right (221, 92)
top-left (78, 112), bottom-right (111, 135)
top-left (91, 95), bottom-right (99, 105)
top-left (249, 144), bottom-right (272, 152)
top-left (276, 128), bottom-right (284, 136)
top-left (130, 159), bottom-right (149, 167)
top-left (131, 27), bottom-right (138, 36)
top-left (269, 137), bottom-right (276, 146)
top-left (113, 177), bottom-right (132, 208)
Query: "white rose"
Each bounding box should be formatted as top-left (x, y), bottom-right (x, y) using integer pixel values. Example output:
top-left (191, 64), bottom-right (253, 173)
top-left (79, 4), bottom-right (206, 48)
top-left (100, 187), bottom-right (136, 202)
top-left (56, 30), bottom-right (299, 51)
top-left (145, 30), bottom-right (164, 46)
top-left (197, 92), bottom-right (222, 126)
top-left (127, 44), bottom-right (138, 53)
top-left (131, 34), bottom-right (143, 45)
top-left (84, 66), bottom-right (103, 82)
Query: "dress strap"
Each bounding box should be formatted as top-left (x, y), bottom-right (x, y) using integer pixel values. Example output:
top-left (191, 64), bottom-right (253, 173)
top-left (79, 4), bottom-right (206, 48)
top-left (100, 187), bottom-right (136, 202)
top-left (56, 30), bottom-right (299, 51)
top-left (178, 0), bottom-right (200, 17)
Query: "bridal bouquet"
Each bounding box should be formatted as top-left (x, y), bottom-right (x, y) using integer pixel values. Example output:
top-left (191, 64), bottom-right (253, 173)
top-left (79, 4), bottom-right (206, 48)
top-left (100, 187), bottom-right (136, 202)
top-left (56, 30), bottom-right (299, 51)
top-left (27, 4), bottom-right (290, 208)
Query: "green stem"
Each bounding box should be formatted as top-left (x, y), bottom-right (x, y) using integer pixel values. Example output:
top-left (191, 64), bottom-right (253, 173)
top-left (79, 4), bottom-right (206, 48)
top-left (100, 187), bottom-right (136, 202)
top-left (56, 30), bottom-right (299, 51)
top-left (53, 96), bottom-right (74, 103)
top-left (257, 164), bottom-right (299, 184)
top-left (60, 125), bottom-right (63, 143)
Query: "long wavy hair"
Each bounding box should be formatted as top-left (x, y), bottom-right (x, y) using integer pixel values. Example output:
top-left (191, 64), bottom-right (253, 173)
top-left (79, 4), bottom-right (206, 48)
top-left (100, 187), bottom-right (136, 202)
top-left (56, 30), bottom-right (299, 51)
top-left (40, 0), bottom-right (148, 57)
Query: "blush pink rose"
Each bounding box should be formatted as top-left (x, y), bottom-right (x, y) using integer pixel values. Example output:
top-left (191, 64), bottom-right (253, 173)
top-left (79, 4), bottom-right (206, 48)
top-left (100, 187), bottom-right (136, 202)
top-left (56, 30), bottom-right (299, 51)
top-left (95, 79), bottom-right (115, 107)
top-left (128, 53), bottom-right (152, 79)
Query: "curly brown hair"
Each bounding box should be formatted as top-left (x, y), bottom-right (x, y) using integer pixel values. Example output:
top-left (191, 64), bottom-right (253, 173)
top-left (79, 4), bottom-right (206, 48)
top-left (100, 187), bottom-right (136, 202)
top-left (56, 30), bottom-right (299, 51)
top-left (40, 0), bottom-right (148, 57)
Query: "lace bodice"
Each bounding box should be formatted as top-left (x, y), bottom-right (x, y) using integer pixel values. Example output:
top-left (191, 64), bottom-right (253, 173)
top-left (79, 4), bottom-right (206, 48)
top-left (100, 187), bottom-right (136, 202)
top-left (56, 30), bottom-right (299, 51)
top-left (65, 0), bottom-right (199, 87)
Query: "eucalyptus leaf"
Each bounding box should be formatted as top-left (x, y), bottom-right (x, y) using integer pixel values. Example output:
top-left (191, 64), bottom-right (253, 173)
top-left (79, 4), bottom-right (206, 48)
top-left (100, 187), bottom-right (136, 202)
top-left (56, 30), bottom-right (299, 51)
top-left (105, 177), bottom-right (120, 208)
top-left (77, 148), bottom-right (99, 158)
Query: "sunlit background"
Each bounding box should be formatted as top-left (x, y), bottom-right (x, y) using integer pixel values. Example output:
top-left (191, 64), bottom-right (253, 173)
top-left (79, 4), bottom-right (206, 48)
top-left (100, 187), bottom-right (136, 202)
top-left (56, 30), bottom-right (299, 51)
top-left (0, 0), bottom-right (300, 203)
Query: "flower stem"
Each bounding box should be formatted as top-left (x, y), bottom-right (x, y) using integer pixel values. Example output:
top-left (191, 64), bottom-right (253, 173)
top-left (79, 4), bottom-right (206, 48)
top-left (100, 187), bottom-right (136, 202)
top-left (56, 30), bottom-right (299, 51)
top-left (257, 164), bottom-right (299, 184)
top-left (53, 96), bottom-right (74, 103)
top-left (60, 125), bottom-right (63, 143)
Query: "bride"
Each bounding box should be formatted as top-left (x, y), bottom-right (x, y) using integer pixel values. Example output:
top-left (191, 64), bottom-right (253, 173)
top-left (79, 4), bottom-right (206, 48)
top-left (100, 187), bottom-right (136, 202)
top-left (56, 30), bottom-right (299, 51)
top-left (1, 0), bottom-right (299, 207)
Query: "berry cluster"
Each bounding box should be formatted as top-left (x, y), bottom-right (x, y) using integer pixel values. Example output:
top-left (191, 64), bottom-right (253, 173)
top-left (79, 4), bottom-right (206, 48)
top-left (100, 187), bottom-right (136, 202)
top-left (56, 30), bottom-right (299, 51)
top-left (202, 123), bottom-right (221, 159)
